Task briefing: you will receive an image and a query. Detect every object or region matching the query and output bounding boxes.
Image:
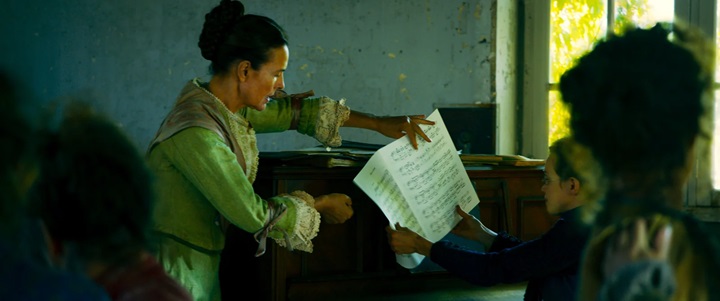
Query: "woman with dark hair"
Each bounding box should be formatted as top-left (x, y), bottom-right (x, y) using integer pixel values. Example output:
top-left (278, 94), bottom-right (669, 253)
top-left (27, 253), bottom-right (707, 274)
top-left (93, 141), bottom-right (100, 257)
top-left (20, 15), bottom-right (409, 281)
top-left (146, 0), bottom-right (434, 299)
top-left (558, 23), bottom-right (720, 300)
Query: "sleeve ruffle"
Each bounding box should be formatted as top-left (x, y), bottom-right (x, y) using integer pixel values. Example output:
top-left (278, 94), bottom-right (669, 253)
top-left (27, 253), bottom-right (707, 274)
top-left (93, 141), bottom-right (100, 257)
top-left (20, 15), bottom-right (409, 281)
top-left (314, 97), bottom-right (350, 147)
top-left (272, 190), bottom-right (321, 253)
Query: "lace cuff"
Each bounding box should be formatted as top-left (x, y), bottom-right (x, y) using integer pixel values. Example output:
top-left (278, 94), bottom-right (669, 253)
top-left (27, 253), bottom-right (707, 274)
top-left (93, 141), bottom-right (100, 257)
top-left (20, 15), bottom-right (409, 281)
top-left (314, 97), bottom-right (350, 147)
top-left (272, 191), bottom-right (321, 253)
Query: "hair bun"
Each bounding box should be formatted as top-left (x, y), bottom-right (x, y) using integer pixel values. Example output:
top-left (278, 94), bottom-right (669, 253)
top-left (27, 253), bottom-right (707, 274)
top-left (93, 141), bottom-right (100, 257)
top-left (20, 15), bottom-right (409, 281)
top-left (198, 0), bottom-right (246, 61)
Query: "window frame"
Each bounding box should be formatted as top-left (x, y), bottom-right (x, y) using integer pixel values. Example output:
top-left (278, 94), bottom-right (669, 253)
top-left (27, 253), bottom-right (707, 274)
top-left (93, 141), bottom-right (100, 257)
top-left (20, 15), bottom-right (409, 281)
top-left (680, 0), bottom-right (720, 220)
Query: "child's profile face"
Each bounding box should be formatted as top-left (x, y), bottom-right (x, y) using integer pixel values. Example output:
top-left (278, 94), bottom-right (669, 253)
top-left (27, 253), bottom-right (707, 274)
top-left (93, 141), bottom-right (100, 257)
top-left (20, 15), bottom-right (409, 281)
top-left (541, 154), bottom-right (575, 215)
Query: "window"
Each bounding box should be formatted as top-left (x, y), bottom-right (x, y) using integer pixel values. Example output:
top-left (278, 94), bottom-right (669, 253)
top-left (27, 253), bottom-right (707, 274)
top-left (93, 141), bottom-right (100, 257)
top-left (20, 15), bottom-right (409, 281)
top-left (522, 0), bottom-right (719, 214)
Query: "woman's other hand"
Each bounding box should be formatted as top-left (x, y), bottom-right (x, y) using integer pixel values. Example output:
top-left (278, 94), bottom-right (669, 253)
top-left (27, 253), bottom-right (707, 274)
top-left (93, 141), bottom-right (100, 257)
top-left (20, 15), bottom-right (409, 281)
top-left (314, 193), bottom-right (353, 224)
top-left (344, 112), bottom-right (435, 150)
top-left (375, 115), bottom-right (435, 149)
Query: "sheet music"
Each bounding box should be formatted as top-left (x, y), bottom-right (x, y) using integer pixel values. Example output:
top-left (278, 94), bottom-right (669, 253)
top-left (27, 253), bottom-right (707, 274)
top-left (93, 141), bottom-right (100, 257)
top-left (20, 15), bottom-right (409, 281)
top-left (353, 109), bottom-right (480, 269)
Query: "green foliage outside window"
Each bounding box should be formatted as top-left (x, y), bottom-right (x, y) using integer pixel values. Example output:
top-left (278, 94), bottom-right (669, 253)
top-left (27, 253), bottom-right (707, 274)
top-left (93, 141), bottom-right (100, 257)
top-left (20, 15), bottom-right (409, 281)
top-left (549, 0), bottom-right (604, 144)
top-left (614, 0), bottom-right (652, 32)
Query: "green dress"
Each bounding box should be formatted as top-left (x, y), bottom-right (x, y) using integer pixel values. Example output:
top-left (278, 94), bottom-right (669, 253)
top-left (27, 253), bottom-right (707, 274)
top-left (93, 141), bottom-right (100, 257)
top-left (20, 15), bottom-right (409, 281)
top-left (146, 78), bottom-right (350, 301)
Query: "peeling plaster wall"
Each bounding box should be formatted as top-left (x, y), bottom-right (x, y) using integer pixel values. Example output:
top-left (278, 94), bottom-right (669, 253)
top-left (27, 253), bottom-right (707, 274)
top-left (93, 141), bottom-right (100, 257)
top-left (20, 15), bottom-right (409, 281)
top-left (0, 0), bottom-right (495, 151)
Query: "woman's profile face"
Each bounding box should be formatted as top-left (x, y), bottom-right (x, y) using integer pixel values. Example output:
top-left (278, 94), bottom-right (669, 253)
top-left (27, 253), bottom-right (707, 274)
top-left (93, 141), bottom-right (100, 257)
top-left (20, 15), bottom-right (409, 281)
top-left (241, 45), bottom-right (288, 111)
